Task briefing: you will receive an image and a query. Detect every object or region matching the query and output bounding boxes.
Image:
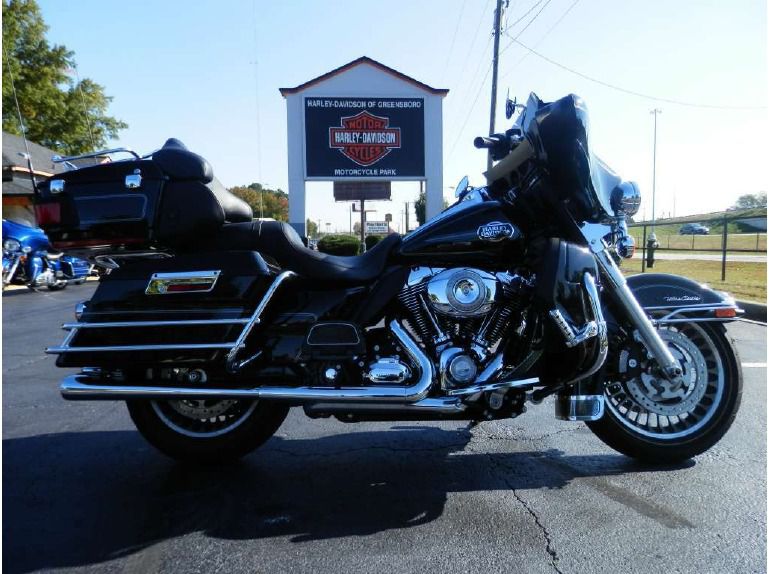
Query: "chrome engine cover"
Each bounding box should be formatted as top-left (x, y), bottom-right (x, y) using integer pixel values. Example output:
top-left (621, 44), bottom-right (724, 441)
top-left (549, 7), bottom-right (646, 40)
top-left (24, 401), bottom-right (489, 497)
top-left (426, 268), bottom-right (497, 318)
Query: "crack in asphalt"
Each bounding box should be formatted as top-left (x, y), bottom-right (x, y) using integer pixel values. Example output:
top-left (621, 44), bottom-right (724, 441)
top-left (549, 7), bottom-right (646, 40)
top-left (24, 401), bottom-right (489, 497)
top-left (481, 427), bottom-right (578, 443)
top-left (466, 427), bottom-right (565, 574)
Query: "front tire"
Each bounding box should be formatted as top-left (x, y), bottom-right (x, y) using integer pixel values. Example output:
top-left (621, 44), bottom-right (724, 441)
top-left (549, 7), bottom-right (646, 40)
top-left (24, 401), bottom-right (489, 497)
top-left (127, 399), bottom-right (289, 463)
top-left (587, 321), bottom-right (742, 463)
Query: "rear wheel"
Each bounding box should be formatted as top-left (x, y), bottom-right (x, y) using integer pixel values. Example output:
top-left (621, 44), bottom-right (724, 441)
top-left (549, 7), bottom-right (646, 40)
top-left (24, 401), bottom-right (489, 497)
top-left (587, 321), bottom-right (742, 463)
top-left (127, 399), bottom-right (289, 463)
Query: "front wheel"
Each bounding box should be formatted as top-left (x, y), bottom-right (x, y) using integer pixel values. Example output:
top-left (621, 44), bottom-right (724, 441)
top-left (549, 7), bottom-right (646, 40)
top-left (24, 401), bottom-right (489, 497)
top-left (587, 321), bottom-right (742, 463)
top-left (127, 399), bottom-right (289, 463)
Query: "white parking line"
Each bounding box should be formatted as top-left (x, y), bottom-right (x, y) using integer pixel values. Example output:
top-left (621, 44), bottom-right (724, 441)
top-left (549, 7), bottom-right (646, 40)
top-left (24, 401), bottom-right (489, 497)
top-left (742, 363), bottom-right (767, 368)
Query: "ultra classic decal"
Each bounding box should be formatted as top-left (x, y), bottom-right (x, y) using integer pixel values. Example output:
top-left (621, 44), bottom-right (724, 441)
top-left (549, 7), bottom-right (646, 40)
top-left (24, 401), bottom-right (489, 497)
top-left (329, 111), bottom-right (401, 167)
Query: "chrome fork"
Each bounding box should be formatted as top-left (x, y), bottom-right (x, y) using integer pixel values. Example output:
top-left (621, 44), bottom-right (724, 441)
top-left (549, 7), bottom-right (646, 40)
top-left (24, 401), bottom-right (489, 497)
top-left (581, 222), bottom-right (682, 381)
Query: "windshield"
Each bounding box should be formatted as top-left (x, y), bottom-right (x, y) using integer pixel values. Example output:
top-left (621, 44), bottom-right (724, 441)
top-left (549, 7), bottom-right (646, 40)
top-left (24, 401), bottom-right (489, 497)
top-left (519, 93), bottom-right (615, 221)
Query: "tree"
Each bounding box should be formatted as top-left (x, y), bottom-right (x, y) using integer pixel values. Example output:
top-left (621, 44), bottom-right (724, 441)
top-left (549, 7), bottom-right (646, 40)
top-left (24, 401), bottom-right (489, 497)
top-left (306, 218), bottom-right (318, 237)
top-left (414, 189), bottom-right (448, 226)
top-left (414, 190), bottom-right (426, 226)
top-left (732, 193), bottom-right (767, 210)
top-left (2, 0), bottom-right (127, 154)
top-left (229, 183), bottom-right (288, 220)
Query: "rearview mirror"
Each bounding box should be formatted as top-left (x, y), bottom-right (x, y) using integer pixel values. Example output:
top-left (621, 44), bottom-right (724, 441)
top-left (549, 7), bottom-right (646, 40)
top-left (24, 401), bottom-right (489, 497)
top-left (454, 176), bottom-right (470, 198)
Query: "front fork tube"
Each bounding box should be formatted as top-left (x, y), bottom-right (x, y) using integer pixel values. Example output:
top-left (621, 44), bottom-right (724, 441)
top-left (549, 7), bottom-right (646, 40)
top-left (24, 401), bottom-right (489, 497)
top-left (593, 249), bottom-right (683, 381)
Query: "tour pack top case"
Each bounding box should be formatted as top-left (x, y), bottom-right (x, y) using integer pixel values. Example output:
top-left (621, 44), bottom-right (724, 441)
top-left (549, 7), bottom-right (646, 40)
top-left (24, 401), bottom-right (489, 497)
top-left (34, 139), bottom-right (253, 254)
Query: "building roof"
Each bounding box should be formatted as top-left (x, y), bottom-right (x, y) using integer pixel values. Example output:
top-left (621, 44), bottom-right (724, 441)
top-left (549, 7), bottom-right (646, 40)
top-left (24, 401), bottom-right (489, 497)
top-left (279, 56), bottom-right (449, 97)
top-left (2, 132), bottom-right (64, 176)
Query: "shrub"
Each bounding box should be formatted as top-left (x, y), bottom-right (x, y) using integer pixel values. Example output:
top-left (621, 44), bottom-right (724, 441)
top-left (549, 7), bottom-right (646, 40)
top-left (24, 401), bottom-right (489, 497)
top-left (364, 234), bottom-right (385, 250)
top-left (317, 234), bottom-right (360, 256)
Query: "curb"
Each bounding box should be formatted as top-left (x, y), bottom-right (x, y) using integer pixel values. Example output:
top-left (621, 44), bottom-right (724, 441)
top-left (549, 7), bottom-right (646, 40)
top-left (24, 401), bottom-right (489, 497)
top-left (737, 300), bottom-right (767, 323)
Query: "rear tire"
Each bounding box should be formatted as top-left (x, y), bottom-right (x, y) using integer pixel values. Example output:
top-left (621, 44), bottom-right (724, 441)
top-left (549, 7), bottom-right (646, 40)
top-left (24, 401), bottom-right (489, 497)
top-left (587, 321), bottom-right (742, 463)
top-left (127, 399), bottom-right (289, 463)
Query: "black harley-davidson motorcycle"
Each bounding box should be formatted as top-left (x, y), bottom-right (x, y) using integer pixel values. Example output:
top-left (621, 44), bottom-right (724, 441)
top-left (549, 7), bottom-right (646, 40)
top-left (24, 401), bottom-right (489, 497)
top-left (36, 93), bottom-right (743, 463)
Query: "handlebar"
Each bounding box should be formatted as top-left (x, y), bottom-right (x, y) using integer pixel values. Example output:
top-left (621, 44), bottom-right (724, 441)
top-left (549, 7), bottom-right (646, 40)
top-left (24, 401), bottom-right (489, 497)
top-left (473, 135), bottom-right (503, 149)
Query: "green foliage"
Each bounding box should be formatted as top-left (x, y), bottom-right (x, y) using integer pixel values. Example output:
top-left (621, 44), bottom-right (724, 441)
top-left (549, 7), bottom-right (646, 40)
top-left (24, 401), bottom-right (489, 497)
top-left (364, 234), bottom-right (384, 250)
top-left (2, 0), bottom-right (127, 154)
top-left (229, 183), bottom-right (288, 220)
top-left (732, 192), bottom-right (767, 210)
top-left (414, 189), bottom-right (448, 226)
top-left (414, 189), bottom-right (426, 226)
top-left (306, 218), bottom-right (318, 237)
top-left (318, 234), bottom-right (360, 256)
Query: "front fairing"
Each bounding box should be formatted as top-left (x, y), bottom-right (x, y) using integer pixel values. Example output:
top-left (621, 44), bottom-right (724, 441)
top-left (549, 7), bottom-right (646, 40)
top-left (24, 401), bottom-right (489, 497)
top-left (520, 94), bottom-right (615, 222)
top-left (2, 219), bottom-right (51, 252)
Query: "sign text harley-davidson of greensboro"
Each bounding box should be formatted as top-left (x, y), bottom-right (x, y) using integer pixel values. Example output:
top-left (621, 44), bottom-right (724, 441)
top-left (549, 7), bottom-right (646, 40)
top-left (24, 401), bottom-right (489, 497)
top-left (329, 111), bottom-right (401, 166)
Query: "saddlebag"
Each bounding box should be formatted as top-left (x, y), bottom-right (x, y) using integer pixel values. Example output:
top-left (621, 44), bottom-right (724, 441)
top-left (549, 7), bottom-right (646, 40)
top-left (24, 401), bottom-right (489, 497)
top-left (52, 251), bottom-right (273, 369)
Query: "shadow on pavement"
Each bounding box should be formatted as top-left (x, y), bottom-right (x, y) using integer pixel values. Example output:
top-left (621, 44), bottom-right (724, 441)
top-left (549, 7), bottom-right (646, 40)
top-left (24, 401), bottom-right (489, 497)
top-left (3, 426), bottom-right (691, 573)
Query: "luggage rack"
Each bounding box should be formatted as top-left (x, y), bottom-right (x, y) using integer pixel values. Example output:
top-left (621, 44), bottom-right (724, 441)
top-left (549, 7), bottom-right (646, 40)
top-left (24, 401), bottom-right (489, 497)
top-left (45, 270), bottom-right (296, 372)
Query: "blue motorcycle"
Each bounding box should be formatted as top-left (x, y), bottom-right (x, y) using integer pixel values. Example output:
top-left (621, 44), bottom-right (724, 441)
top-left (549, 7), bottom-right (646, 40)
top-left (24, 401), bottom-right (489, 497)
top-left (2, 219), bottom-right (92, 291)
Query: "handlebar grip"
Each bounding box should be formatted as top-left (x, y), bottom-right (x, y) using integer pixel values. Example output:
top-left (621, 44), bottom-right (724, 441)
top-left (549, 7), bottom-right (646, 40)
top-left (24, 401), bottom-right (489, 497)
top-left (474, 136), bottom-right (497, 149)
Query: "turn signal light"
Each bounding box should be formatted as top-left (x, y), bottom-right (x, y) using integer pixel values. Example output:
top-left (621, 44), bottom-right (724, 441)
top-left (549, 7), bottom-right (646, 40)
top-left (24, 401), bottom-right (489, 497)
top-left (714, 308), bottom-right (737, 318)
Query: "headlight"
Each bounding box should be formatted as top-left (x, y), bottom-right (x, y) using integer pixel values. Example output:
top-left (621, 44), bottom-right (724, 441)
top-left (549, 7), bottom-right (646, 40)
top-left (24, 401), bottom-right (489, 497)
top-left (3, 239), bottom-right (21, 252)
top-left (610, 181), bottom-right (641, 217)
top-left (21, 245), bottom-right (32, 254)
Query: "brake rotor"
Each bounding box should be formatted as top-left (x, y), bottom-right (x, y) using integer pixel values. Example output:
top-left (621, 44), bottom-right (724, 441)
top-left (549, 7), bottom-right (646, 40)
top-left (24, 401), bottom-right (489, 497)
top-left (622, 328), bottom-right (708, 416)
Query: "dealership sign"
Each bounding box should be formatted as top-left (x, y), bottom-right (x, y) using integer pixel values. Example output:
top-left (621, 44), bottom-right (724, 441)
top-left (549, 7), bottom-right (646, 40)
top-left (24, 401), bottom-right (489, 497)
top-left (305, 97), bottom-right (424, 179)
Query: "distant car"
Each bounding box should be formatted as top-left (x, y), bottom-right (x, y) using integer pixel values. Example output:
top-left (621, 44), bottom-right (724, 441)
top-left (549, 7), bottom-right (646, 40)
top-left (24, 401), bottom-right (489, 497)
top-left (679, 223), bottom-right (710, 235)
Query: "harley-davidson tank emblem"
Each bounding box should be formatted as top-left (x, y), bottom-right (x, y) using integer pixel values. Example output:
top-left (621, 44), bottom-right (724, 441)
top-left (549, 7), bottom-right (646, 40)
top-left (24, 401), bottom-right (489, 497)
top-left (329, 111), bottom-right (401, 166)
top-left (477, 221), bottom-right (517, 242)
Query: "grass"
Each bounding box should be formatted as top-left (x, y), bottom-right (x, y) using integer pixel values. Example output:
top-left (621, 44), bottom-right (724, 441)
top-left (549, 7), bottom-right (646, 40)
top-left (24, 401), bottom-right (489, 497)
top-left (628, 231), bottom-right (766, 252)
top-left (621, 259), bottom-right (767, 302)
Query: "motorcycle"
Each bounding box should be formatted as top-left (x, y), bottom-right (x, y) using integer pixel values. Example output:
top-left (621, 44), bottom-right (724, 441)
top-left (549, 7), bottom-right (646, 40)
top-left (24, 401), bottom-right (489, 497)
top-left (37, 93), bottom-right (743, 464)
top-left (2, 219), bottom-right (92, 291)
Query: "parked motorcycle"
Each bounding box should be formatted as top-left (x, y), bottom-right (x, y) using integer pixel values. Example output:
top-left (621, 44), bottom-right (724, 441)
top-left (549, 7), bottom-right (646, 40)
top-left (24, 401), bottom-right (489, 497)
top-left (2, 219), bottom-right (91, 291)
top-left (37, 93), bottom-right (743, 464)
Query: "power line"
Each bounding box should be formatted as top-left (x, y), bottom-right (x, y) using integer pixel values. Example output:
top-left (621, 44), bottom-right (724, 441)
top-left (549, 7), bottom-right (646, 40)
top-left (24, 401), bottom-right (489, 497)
top-left (499, 0), bottom-right (580, 82)
top-left (499, 0), bottom-right (552, 56)
top-left (501, 0), bottom-right (545, 33)
top-left (441, 0), bottom-right (467, 82)
top-left (449, 61), bottom-right (493, 156)
top-left (510, 38), bottom-right (768, 110)
top-left (455, 0), bottom-right (492, 85)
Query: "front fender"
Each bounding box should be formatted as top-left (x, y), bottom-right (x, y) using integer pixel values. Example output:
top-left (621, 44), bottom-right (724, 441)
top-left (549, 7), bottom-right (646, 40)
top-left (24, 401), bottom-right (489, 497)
top-left (625, 273), bottom-right (733, 309)
top-left (608, 272), bottom-right (742, 325)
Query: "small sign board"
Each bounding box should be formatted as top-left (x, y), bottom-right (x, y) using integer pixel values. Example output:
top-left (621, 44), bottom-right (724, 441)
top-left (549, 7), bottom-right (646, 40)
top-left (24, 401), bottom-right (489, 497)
top-left (334, 181), bottom-right (391, 202)
top-left (365, 221), bottom-right (389, 234)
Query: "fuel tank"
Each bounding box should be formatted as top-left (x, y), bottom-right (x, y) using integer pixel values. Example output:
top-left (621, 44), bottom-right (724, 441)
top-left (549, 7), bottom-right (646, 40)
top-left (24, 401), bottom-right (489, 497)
top-left (398, 197), bottom-right (523, 266)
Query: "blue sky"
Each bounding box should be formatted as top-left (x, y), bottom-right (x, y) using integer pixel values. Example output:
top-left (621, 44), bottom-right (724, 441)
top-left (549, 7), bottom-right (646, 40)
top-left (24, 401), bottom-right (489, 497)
top-left (38, 0), bottom-right (767, 231)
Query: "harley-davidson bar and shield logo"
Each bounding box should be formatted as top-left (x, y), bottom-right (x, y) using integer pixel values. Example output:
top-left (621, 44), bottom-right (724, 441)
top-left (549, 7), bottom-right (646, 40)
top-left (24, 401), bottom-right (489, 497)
top-left (478, 221), bottom-right (517, 242)
top-left (329, 111), bottom-right (402, 166)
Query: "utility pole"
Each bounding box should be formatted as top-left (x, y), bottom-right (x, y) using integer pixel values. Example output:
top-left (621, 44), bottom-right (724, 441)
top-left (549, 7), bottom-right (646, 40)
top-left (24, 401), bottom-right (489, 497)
top-left (404, 201), bottom-right (410, 232)
top-left (650, 108), bottom-right (662, 230)
top-left (487, 0), bottom-right (504, 173)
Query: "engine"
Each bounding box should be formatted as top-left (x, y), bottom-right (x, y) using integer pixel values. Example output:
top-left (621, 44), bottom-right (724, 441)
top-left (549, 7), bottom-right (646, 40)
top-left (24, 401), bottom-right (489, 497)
top-left (397, 267), bottom-right (532, 388)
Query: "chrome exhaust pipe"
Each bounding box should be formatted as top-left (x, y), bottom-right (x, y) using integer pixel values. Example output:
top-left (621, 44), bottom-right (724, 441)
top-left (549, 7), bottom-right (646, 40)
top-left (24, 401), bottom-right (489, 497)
top-left (303, 397), bottom-right (467, 417)
top-left (61, 319), bottom-right (436, 403)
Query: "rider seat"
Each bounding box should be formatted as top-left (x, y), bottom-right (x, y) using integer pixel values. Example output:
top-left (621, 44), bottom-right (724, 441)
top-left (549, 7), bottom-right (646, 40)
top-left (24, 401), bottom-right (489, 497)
top-left (207, 221), bottom-right (401, 284)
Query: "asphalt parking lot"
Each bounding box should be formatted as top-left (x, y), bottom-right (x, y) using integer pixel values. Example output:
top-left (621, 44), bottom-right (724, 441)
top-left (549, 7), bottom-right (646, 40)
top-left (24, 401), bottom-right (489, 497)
top-left (3, 285), bottom-right (767, 574)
